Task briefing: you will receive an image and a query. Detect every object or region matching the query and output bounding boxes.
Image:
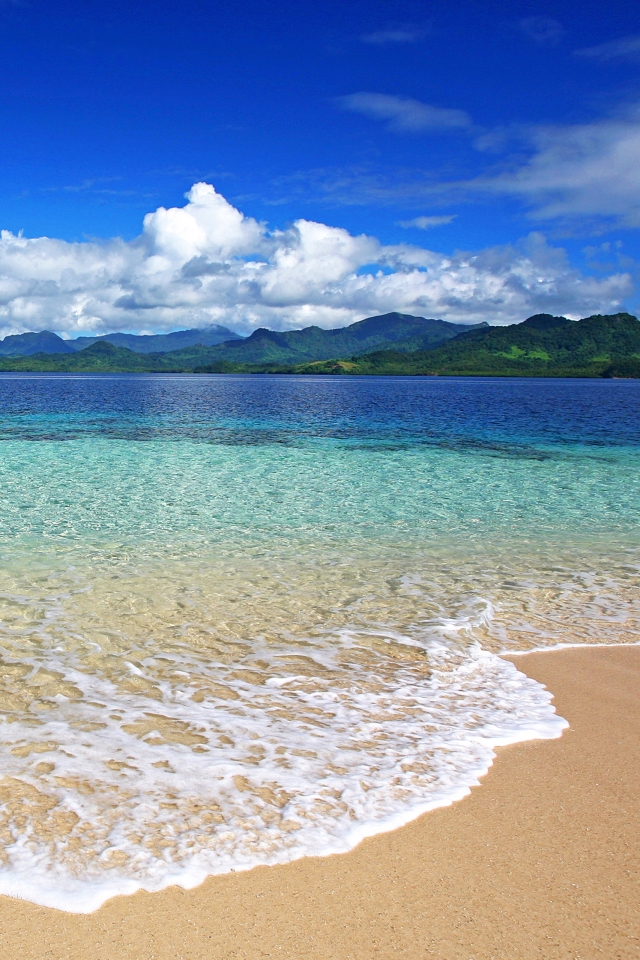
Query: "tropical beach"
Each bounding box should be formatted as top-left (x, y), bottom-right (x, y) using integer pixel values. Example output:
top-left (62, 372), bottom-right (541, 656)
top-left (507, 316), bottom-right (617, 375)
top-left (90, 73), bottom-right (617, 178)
top-left (0, 644), bottom-right (637, 959)
top-left (2, 1), bottom-right (640, 955)
top-left (0, 374), bottom-right (638, 928)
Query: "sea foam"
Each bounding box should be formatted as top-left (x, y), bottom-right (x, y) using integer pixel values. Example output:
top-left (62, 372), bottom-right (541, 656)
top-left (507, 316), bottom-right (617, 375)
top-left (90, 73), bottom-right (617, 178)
top-left (0, 605), bottom-right (567, 914)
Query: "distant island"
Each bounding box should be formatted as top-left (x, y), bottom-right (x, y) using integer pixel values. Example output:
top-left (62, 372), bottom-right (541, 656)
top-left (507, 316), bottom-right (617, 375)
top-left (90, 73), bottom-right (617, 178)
top-left (0, 311), bottom-right (638, 377)
top-left (0, 324), bottom-right (242, 357)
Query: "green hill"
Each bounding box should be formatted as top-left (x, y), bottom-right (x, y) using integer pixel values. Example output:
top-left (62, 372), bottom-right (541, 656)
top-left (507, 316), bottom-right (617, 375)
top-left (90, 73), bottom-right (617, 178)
top-left (192, 313), bottom-right (484, 368)
top-left (288, 313), bottom-right (640, 378)
top-left (0, 341), bottom-right (166, 372)
top-left (0, 340), bottom-right (246, 373)
top-left (68, 324), bottom-right (242, 353)
top-left (415, 312), bottom-right (640, 374)
top-left (0, 312), bottom-right (483, 373)
top-left (0, 330), bottom-right (75, 357)
top-left (0, 325), bottom-right (242, 357)
top-left (1, 312), bottom-right (638, 377)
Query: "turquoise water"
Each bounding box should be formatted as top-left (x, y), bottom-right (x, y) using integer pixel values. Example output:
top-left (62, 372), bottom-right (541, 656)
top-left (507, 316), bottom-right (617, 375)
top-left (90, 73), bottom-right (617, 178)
top-left (0, 375), bottom-right (638, 910)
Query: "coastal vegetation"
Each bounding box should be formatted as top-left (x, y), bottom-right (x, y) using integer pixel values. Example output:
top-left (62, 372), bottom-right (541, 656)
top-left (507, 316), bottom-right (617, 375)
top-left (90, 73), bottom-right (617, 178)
top-left (284, 313), bottom-right (640, 378)
top-left (0, 312), bottom-right (638, 377)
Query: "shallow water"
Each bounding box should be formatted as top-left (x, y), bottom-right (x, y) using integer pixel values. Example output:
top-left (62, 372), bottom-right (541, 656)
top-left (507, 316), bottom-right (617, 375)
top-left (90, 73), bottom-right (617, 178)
top-left (0, 375), bottom-right (638, 910)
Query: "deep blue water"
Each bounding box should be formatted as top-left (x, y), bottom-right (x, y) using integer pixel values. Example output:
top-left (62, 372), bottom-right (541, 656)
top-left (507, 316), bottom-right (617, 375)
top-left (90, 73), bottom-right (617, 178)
top-left (0, 374), bottom-right (638, 449)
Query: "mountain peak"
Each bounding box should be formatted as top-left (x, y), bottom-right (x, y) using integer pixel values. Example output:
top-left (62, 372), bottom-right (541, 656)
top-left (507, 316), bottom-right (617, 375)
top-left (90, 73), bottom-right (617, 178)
top-left (0, 330), bottom-right (74, 357)
top-left (521, 314), bottom-right (571, 331)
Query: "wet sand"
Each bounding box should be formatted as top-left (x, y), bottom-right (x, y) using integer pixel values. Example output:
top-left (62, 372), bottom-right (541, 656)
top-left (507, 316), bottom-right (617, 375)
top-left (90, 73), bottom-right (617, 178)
top-left (0, 645), bottom-right (638, 960)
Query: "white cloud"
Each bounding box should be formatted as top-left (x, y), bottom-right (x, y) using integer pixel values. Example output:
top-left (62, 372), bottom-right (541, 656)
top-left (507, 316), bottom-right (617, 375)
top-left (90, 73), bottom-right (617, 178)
top-left (337, 93), bottom-right (472, 133)
top-left (361, 25), bottom-right (426, 45)
top-left (398, 215), bottom-right (456, 229)
top-left (475, 104), bottom-right (640, 228)
top-left (143, 182), bottom-right (265, 261)
top-left (0, 183), bottom-right (632, 338)
top-left (519, 17), bottom-right (564, 45)
top-left (575, 34), bottom-right (640, 61)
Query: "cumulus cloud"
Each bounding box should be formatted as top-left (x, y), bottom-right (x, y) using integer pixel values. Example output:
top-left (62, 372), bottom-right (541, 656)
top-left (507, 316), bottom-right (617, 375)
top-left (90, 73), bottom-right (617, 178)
top-left (518, 17), bottom-right (564, 45)
top-left (575, 34), bottom-right (640, 61)
top-left (398, 215), bottom-right (457, 229)
top-left (143, 181), bottom-right (265, 261)
top-left (0, 182), bottom-right (632, 338)
top-left (475, 104), bottom-right (640, 228)
top-left (337, 93), bottom-right (472, 133)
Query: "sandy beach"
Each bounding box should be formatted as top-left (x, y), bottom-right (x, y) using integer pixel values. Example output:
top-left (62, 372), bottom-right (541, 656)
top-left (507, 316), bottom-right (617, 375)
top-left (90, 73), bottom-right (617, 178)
top-left (0, 644), bottom-right (638, 960)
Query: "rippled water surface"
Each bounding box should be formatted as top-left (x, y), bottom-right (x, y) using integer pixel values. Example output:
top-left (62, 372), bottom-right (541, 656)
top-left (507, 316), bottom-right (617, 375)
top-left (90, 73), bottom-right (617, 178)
top-left (0, 374), bottom-right (638, 910)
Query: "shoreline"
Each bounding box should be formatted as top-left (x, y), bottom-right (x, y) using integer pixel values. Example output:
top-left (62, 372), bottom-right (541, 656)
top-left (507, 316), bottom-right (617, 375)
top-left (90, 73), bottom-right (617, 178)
top-left (0, 371), bottom-right (638, 379)
top-left (0, 644), bottom-right (638, 959)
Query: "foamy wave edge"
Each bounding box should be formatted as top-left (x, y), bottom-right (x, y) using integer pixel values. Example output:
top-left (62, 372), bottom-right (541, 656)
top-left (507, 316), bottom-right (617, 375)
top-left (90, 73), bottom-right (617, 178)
top-left (504, 640), bottom-right (640, 655)
top-left (0, 650), bottom-right (568, 914)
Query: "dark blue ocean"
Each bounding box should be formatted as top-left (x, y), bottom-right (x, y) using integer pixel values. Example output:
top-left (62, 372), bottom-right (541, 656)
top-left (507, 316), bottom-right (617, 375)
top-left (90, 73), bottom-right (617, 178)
top-left (0, 373), bottom-right (638, 448)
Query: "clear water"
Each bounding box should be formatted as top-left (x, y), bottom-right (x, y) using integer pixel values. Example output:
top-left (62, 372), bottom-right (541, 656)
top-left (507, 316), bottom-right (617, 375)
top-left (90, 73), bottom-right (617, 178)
top-left (0, 374), bottom-right (638, 911)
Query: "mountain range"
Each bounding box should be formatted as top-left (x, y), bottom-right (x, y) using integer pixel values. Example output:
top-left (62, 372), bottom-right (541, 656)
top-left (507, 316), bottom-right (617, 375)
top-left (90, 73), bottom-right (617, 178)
top-left (0, 312), bottom-right (637, 376)
top-left (187, 313), bottom-right (486, 366)
top-left (297, 312), bottom-right (640, 378)
top-left (0, 325), bottom-right (242, 357)
top-left (0, 314), bottom-right (484, 368)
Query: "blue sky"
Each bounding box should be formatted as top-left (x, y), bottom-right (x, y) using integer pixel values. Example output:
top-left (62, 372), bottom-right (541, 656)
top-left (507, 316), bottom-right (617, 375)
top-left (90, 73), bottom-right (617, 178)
top-left (1, 0), bottom-right (640, 336)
